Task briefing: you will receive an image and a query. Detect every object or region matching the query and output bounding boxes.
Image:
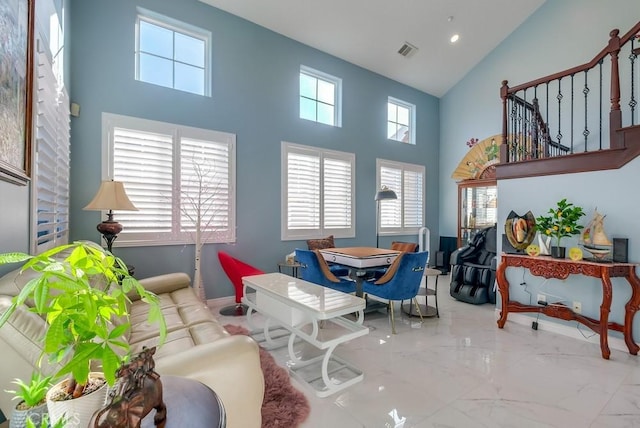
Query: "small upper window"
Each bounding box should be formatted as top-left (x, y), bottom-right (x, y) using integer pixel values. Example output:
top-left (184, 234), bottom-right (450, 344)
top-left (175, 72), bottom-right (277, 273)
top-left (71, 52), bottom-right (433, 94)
top-left (299, 66), bottom-right (342, 127)
top-left (136, 9), bottom-right (211, 96)
top-left (387, 97), bottom-right (416, 144)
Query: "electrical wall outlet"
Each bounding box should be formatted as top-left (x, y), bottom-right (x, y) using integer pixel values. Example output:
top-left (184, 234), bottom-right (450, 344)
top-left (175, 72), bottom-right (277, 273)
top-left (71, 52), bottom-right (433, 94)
top-left (537, 294), bottom-right (546, 304)
top-left (572, 301), bottom-right (582, 314)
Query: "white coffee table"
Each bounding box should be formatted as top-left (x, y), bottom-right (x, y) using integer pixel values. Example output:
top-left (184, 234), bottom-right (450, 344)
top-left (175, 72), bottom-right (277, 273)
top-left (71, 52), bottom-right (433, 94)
top-left (242, 272), bottom-right (369, 397)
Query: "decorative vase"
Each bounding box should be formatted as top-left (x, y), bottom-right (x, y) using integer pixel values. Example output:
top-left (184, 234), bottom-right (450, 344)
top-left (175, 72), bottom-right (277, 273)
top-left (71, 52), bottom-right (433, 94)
top-left (538, 235), bottom-right (551, 255)
top-left (9, 402), bottom-right (48, 428)
top-left (551, 246), bottom-right (566, 259)
top-left (46, 372), bottom-right (108, 428)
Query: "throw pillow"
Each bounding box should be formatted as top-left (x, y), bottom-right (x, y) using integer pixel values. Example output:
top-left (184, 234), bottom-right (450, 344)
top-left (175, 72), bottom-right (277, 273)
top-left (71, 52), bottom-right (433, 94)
top-left (306, 235), bottom-right (335, 250)
top-left (391, 241), bottom-right (418, 252)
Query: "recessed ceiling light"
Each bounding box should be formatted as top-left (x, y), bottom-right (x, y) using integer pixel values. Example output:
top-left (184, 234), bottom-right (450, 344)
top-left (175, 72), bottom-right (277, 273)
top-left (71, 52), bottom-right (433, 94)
top-left (450, 34), bottom-right (460, 43)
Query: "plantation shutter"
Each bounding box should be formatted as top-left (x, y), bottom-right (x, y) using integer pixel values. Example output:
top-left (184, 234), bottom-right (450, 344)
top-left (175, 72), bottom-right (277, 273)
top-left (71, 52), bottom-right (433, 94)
top-left (105, 114), bottom-right (237, 246)
top-left (282, 142), bottom-right (355, 239)
top-left (180, 137), bottom-right (234, 241)
top-left (380, 166), bottom-right (402, 229)
top-left (287, 151), bottom-right (320, 230)
top-left (323, 157), bottom-right (352, 230)
top-left (403, 168), bottom-right (424, 228)
top-left (33, 48), bottom-right (70, 253)
top-left (112, 128), bottom-right (173, 236)
top-left (378, 160), bottom-right (425, 234)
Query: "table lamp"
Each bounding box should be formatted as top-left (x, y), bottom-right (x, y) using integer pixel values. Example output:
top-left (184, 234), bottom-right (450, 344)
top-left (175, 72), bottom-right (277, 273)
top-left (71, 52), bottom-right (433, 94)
top-left (84, 180), bottom-right (138, 253)
top-left (374, 186), bottom-right (397, 248)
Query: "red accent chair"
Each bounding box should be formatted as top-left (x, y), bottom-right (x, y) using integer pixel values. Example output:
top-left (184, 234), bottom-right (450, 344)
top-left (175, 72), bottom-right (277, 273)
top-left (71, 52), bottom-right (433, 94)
top-left (218, 251), bottom-right (264, 316)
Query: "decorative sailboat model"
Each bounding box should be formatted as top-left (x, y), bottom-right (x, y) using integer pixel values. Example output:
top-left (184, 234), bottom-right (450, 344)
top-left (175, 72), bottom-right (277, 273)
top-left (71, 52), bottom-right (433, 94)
top-left (580, 209), bottom-right (613, 260)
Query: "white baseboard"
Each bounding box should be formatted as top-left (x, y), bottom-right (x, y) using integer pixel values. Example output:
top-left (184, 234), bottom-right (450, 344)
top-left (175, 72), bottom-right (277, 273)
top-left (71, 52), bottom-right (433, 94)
top-left (207, 296), bottom-right (236, 308)
top-left (494, 308), bottom-right (629, 354)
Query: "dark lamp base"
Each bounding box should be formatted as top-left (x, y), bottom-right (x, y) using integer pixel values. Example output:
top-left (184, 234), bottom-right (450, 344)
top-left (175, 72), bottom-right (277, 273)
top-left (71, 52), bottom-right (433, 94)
top-left (97, 220), bottom-right (123, 235)
top-left (97, 221), bottom-right (122, 253)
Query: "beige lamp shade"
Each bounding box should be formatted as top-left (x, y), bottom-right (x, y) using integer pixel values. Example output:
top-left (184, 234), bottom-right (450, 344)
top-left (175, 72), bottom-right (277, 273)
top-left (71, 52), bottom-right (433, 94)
top-left (84, 180), bottom-right (138, 211)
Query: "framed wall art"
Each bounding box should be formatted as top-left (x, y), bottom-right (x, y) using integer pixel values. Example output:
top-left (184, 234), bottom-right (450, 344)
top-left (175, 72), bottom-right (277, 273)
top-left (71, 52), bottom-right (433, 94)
top-left (0, 0), bottom-right (34, 185)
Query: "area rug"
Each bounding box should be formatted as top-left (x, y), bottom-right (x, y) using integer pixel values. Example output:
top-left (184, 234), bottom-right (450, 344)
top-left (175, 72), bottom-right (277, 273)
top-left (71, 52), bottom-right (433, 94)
top-left (224, 324), bottom-right (311, 428)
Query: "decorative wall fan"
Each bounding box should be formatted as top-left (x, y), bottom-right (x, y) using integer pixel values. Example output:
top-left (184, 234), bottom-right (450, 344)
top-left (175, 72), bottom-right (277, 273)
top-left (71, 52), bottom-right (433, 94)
top-left (451, 134), bottom-right (502, 181)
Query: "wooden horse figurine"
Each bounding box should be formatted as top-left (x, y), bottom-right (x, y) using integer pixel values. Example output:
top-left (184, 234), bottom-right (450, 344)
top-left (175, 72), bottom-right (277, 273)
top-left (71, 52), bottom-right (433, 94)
top-left (91, 347), bottom-right (167, 428)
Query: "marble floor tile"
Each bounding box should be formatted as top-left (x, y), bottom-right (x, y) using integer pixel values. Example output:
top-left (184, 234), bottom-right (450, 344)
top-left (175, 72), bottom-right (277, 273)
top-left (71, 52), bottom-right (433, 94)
top-left (211, 275), bottom-right (640, 428)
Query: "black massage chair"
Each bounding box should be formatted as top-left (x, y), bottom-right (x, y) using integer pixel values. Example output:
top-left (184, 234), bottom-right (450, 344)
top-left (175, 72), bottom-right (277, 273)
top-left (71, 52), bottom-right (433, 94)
top-left (449, 224), bottom-right (497, 305)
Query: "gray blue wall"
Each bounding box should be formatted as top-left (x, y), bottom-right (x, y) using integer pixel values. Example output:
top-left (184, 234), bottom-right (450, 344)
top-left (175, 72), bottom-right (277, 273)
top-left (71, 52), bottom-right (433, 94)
top-left (67, 0), bottom-right (439, 298)
top-left (440, 0), bottom-right (640, 338)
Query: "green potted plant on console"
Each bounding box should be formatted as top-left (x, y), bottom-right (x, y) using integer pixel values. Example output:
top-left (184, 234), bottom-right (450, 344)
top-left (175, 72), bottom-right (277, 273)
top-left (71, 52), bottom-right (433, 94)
top-left (0, 241), bottom-right (167, 427)
top-left (535, 198), bottom-right (585, 258)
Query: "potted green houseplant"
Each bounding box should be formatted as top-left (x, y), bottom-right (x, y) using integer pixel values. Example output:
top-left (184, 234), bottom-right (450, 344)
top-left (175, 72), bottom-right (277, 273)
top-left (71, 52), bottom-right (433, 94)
top-left (6, 372), bottom-right (52, 428)
top-left (535, 198), bottom-right (585, 258)
top-left (0, 241), bottom-right (167, 427)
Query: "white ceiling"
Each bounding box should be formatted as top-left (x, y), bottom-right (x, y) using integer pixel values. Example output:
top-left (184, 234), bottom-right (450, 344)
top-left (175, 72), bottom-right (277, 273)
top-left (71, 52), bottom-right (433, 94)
top-left (199, 0), bottom-right (545, 97)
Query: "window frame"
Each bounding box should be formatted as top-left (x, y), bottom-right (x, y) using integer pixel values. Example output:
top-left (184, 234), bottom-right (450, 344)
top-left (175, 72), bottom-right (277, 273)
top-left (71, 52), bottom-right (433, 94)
top-left (376, 158), bottom-right (425, 236)
top-left (281, 141), bottom-right (355, 240)
top-left (135, 8), bottom-right (211, 97)
top-left (387, 96), bottom-right (416, 145)
top-left (299, 65), bottom-right (342, 127)
top-left (102, 113), bottom-right (236, 247)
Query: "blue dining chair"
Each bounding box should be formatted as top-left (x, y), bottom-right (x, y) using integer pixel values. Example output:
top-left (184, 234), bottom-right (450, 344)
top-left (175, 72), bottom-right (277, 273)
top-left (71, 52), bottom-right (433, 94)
top-left (369, 241), bottom-right (419, 279)
top-left (295, 249), bottom-right (356, 294)
top-left (362, 251), bottom-right (429, 334)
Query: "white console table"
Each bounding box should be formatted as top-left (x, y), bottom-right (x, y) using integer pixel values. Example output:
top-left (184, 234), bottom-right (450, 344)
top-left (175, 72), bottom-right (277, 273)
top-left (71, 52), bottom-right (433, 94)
top-left (242, 273), bottom-right (369, 397)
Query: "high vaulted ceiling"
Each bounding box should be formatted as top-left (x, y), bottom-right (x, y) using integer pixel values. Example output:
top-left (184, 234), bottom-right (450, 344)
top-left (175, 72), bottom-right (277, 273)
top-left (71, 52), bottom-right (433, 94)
top-left (199, 0), bottom-right (545, 97)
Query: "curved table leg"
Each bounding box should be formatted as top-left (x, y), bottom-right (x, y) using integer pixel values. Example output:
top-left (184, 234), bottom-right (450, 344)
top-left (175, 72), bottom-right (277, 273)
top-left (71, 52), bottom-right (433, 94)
top-left (496, 259), bottom-right (509, 328)
top-left (599, 270), bottom-right (613, 360)
top-left (246, 305), bottom-right (258, 330)
top-left (286, 319), bottom-right (319, 363)
top-left (263, 318), bottom-right (282, 348)
top-left (624, 268), bottom-right (640, 355)
top-left (287, 329), bottom-right (302, 363)
top-left (321, 343), bottom-right (340, 389)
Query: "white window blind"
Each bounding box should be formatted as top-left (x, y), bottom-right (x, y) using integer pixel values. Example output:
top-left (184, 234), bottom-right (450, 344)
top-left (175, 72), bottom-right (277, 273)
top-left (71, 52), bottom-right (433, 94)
top-left (112, 127), bottom-right (173, 235)
top-left (180, 137), bottom-right (231, 235)
top-left (104, 114), bottom-right (236, 246)
top-left (32, 47), bottom-right (70, 253)
top-left (377, 159), bottom-right (425, 234)
top-left (282, 142), bottom-right (355, 240)
top-left (287, 151), bottom-right (320, 230)
top-left (379, 166), bottom-right (402, 229)
top-left (403, 169), bottom-right (424, 228)
top-left (323, 158), bottom-right (352, 229)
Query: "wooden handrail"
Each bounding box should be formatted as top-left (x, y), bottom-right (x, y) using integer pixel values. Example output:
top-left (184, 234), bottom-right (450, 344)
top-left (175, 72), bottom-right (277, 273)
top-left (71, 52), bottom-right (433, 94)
top-left (505, 22), bottom-right (640, 94)
top-left (498, 20), bottom-right (640, 179)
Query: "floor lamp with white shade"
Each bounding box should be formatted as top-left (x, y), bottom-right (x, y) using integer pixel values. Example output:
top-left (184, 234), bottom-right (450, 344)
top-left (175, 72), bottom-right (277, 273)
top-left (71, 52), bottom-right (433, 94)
top-left (375, 186), bottom-right (397, 248)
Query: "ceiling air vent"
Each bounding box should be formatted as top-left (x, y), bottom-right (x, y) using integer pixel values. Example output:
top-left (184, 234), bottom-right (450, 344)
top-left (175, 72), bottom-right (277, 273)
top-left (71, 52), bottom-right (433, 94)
top-left (397, 42), bottom-right (418, 58)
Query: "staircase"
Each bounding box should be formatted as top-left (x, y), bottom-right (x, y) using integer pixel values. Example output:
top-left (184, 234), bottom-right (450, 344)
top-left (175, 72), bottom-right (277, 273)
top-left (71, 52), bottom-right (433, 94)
top-left (497, 21), bottom-right (640, 180)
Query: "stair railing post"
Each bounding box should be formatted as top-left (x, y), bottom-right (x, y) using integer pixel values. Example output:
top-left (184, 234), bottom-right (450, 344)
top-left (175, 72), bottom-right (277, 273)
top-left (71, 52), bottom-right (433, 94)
top-left (608, 29), bottom-right (623, 148)
top-left (501, 80), bottom-right (509, 164)
top-left (532, 98), bottom-right (540, 159)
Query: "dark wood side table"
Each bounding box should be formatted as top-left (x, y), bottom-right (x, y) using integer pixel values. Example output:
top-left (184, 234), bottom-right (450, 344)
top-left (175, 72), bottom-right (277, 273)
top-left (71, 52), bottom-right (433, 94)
top-left (140, 375), bottom-right (225, 428)
top-left (496, 253), bottom-right (640, 360)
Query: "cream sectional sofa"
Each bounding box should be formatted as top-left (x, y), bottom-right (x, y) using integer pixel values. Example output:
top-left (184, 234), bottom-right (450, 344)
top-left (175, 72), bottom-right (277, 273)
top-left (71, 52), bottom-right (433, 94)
top-left (0, 269), bottom-right (264, 428)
